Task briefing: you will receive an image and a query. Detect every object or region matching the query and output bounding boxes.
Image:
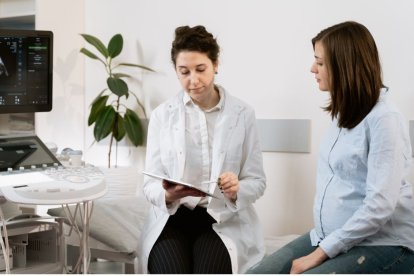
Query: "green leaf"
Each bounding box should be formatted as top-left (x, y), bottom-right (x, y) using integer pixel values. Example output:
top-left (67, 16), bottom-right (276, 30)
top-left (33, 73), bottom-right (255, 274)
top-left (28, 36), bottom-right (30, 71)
top-left (80, 48), bottom-right (103, 62)
top-left (118, 63), bottom-right (155, 72)
top-left (124, 109), bottom-right (144, 146)
top-left (90, 88), bottom-right (109, 105)
top-left (108, 34), bottom-right (123, 59)
top-left (88, 95), bottom-right (109, 126)
top-left (113, 114), bottom-right (126, 141)
top-left (107, 77), bottom-right (128, 97)
top-left (80, 34), bottom-right (109, 58)
top-left (112, 73), bottom-right (131, 78)
top-left (94, 106), bottom-right (116, 141)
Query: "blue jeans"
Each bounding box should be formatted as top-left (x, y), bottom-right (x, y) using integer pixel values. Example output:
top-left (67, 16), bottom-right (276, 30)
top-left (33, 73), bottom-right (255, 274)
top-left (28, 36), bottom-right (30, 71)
top-left (246, 233), bottom-right (414, 274)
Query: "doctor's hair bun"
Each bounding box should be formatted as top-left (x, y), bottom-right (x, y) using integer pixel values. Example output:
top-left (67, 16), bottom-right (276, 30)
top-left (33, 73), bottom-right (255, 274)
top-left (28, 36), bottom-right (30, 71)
top-left (171, 25), bottom-right (220, 66)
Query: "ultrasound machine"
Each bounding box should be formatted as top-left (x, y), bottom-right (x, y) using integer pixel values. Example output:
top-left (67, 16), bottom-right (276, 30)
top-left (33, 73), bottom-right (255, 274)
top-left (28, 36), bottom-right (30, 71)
top-left (0, 29), bottom-right (106, 205)
top-left (0, 29), bottom-right (106, 273)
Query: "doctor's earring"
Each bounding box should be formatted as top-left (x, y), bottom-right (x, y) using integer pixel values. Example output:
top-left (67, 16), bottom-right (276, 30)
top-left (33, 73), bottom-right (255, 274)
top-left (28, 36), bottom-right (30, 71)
top-left (215, 71), bottom-right (218, 74)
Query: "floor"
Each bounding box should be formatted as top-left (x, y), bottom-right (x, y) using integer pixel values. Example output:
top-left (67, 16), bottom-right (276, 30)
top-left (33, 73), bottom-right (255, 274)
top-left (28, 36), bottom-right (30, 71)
top-left (88, 260), bottom-right (124, 274)
top-left (65, 259), bottom-right (125, 274)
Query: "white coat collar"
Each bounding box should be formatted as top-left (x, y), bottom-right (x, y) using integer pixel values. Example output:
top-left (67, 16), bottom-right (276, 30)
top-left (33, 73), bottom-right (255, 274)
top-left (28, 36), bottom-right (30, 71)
top-left (166, 86), bottom-right (245, 179)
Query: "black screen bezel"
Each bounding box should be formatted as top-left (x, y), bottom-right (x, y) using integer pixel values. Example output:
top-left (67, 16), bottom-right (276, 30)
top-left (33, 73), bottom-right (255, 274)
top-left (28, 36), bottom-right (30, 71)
top-left (0, 29), bottom-right (53, 114)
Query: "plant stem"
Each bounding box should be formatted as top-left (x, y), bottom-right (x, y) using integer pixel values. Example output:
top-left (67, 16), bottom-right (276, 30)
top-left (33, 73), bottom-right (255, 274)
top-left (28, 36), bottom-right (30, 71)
top-left (108, 96), bottom-right (121, 168)
top-left (108, 133), bottom-right (113, 168)
top-left (115, 140), bottom-right (118, 168)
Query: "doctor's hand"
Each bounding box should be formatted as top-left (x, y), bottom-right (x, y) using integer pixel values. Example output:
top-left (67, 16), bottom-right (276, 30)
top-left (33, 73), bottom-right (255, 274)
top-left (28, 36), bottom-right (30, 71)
top-left (163, 180), bottom-right (206, 204)
top-left (219, 172), bottom-right (239, 201)
top-left (290, 247), bottom-right (328, 274)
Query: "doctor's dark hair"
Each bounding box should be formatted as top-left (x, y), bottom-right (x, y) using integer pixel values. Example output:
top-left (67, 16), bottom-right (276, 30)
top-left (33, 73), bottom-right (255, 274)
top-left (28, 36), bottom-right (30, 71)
top-left (171, 25), bottom-right (220, 66)
top-left (312, 21), bottom-right (383, 129)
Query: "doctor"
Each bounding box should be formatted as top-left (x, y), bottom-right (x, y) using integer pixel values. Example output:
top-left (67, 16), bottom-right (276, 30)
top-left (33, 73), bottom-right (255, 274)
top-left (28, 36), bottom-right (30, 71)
top-left (139, 25), bottom-right (266, 274)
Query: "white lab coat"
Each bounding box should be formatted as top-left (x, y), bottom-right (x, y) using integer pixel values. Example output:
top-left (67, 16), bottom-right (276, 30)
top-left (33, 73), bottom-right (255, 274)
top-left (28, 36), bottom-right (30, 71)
top-left (138, 86), bottom-right (266, 273)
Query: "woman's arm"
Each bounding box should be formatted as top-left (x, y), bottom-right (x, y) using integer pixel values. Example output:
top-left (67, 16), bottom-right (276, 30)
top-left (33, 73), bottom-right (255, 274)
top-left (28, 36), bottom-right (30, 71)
top-left (143, 109), bottom-right (170, 208)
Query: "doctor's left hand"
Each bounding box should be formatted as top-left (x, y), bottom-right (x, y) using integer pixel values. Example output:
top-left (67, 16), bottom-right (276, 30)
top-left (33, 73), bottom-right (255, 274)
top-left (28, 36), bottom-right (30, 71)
top-left (219, 172), bottom-right (239, 201)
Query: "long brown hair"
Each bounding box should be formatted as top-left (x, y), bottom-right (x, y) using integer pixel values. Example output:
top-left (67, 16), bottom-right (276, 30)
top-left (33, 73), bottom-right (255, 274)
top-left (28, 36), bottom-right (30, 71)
top-left (312, 21), bottom-right (383, 129)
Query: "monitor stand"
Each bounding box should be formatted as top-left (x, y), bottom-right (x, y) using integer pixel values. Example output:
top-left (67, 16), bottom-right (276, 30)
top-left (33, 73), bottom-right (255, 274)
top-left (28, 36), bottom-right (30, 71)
top-left (0, 113), bottom-right (35, 136)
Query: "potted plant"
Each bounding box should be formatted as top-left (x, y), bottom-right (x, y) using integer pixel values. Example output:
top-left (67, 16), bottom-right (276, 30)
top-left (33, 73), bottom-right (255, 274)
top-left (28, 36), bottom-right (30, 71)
top-left (80, 33), bottom-right (154, 168)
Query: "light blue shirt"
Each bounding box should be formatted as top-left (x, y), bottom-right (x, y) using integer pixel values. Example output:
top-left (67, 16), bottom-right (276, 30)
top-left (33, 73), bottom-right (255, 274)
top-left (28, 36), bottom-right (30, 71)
top-left (310, 88), bottom-right (414, 258)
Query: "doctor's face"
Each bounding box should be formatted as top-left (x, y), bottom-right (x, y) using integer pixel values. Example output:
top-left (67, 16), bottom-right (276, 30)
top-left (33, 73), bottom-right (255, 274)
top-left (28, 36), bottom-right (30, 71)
top-left (310, 41), bottom-right (330, 92)
top-left (175, 51), bottom-right (218, 104)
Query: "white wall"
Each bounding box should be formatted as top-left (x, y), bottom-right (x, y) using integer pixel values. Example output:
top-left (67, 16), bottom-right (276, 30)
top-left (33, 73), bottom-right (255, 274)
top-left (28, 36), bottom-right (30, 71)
top-left (35, 0), bottom-right (85, 152)
top-left (35, 0), bottom-right (414, 237)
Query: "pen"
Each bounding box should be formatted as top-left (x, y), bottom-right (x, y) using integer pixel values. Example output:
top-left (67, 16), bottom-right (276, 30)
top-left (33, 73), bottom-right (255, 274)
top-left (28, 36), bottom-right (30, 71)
top-left (201, 179), bottom-right (220, 184)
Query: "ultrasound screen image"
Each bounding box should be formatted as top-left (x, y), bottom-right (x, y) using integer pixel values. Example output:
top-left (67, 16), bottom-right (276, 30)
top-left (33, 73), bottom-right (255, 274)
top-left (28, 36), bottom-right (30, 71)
top-left (0, 30), bottom-right (53, 113)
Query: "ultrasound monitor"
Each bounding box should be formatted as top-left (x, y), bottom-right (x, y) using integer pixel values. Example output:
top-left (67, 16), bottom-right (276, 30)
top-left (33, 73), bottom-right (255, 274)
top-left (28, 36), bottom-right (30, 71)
top-left (0, 29), bottom-right (53, 114)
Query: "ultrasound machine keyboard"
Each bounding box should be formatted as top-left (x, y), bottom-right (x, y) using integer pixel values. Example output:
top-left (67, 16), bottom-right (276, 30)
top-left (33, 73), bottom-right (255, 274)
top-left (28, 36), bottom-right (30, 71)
top-left (0, 165), bottom-right (107, 205)
top-left (42, 166), bottom-right (104, 184)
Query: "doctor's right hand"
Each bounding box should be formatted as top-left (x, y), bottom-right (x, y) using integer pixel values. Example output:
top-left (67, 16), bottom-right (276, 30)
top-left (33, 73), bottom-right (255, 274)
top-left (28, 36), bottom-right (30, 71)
top-left (163, 180), bottom-right (206, 204)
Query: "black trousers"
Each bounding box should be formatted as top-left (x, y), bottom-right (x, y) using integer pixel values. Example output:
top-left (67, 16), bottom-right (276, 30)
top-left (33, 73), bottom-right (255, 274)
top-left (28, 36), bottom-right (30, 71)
top-left (148, 205), bottom-right (232, 274)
